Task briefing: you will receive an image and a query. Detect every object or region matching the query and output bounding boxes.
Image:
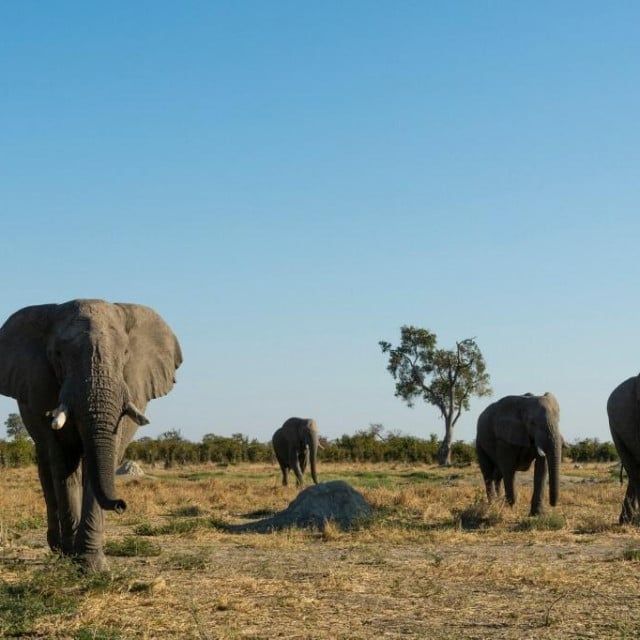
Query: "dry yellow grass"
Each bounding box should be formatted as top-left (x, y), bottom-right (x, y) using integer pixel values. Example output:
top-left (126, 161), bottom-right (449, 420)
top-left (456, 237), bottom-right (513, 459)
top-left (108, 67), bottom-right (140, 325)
top-left (1, 461), bottom-right (640, 639)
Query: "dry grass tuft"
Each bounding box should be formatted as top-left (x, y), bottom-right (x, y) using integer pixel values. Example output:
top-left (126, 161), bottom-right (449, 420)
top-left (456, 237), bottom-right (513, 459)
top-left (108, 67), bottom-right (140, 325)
top-left (454, 498), bottom-right (505, 530)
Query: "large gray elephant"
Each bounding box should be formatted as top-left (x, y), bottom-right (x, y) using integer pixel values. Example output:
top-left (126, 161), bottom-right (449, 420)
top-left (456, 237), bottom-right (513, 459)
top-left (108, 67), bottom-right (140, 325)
top-left (0, 299), bottom-right (182, 570)
top-left (475, 393), bottom-right (562, 516)
top-left (272, 417), bottom-right (319, 487)
top-left (607, 374), bottom-right (640, 524)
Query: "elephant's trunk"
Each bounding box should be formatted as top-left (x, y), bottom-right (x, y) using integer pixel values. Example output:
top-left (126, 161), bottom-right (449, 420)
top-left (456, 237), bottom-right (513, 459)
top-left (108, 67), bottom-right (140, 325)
top-left (546, 431), bottom-right (561, 507)
top-left (81, 384), bottom-right (127, 514)
top-left (308, 432), bottom-right (319, 485)
top-left (84, 424), bottom-right (127, 513)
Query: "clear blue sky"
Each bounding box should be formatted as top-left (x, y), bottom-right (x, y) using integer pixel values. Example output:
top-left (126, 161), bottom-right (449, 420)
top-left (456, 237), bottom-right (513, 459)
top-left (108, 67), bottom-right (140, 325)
top-left (1, 2), bottom-right (639, 444)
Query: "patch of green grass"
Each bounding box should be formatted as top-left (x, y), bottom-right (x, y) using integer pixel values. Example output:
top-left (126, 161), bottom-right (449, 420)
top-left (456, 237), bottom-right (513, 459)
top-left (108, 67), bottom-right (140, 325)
top-left (335, 471), bottom-right (397, 488)
top-left (105, 536), bottom-right (161, 557)
top-left (515, 512), bottom-right (566, 531)
top-left (165, 471), bottom-right (223, 482)
top-left (327, 469), bottom-right (452, 488)
top-left (405, 471), bottom-right (456, 483)
top-left (133, 522), bottom-right (158, 536)
top-left (0, 559), bottom-right (125, 637)
top-left (0, 577), bottom-right (77, 636)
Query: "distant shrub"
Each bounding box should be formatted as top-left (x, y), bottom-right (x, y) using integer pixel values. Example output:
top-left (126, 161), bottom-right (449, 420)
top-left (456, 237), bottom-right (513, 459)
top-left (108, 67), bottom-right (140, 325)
top-left (0, 438), bottom-right (36, 468)
top-left (567, 438), bottom-right (618, 463)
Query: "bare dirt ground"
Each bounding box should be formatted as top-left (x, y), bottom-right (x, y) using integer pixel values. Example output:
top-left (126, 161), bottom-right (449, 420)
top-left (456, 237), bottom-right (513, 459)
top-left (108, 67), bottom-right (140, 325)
top-left (2, 461), bottom-right (640, 639)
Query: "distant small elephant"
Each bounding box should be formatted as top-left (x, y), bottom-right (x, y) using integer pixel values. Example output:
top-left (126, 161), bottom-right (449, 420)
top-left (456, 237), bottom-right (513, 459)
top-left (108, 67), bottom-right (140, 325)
top-left (272, 417), bottom-right (319, 487)
top-left (476, 393), bottom-right (562, 516)
top-left (607, 374), bottom-right (640, 524)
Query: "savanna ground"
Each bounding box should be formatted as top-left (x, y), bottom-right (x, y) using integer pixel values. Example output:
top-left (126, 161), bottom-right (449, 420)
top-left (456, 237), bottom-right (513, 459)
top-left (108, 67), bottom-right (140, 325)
top-left (2, 461), bottom-right (640, 639)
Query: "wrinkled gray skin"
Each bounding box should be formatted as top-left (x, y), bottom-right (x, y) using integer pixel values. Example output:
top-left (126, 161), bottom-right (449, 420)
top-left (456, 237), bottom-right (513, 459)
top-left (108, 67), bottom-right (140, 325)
top-left (607, 375), bottom-right (640, 524)
top-left (476, 393), bottom-right (562, 516)
top-left (272, 417), bottom-right (319, 487)
top-left (0, 300), bottom-right (182, 571)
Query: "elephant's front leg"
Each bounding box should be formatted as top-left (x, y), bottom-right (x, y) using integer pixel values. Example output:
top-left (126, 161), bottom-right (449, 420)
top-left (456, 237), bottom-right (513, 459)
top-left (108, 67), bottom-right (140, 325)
top-left (31, 432), bottom-right (81, 555)
top-left (298, 449), bottom-right (308, 475)
top-left (530, 456), bottom-right (547, 516)
top-left (34, 454), bottom-right (62, 553)
top-left (290, 450), bottom-right (305, 487)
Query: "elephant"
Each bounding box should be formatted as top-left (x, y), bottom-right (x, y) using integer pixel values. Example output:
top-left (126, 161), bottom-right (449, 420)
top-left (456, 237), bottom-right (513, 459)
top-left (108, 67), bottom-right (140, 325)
top-left (475, 392), bottom-right (562, 516)
top-left (0, 299), bottom-right (182, 570)
top-left (607, 374), bottom-right (640, 524)
top-left (272, 417), bottom-right (319, 487)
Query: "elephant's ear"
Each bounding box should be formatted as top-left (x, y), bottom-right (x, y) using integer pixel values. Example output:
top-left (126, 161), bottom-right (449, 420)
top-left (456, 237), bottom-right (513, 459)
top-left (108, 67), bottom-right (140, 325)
top-left (117, 304), bottom-right (183, 404)
top-left (495, 399), bottom-right (531, 448)
top-left (0, 304), bottom-right (60, 408)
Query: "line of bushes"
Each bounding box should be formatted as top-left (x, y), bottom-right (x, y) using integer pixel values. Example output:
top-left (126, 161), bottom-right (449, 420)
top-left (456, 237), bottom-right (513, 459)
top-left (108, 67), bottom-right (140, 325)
top-left (0, 432), bottom-right (621, 469)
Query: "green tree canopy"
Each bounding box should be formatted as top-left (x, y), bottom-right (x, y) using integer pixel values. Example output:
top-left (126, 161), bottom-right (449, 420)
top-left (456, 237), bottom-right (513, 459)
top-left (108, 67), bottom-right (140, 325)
top-left (158, 429), bottom-right (186, 442)
top-left (5, 413), bottom-right (28, 441)
top-left (379, 326), bottom-right (492, 465)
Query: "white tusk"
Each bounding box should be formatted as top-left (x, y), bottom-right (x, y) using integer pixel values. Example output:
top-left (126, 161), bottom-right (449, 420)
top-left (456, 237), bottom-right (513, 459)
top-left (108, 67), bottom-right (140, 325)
top-left (124, 401), bottom-right (150, 426)
top-left (536, 446), bottom-right (546, 458)
top-left (47, 404), bottom-right (68, 430)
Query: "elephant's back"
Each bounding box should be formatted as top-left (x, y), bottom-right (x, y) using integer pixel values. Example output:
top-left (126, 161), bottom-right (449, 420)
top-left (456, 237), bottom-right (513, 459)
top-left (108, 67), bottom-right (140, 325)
top-left (475, 404), bottom-right (496, 443)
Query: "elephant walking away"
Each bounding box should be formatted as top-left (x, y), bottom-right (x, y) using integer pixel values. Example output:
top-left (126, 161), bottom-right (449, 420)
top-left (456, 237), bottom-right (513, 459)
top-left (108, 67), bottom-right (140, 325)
top-left (272, 417), bottom-right (319, 487)
top-left (476, 393), bottom-right (562, 516)
top-left (0, 299), bottom-right (182, 571)
top-left (607, 374), bottom-right (640, 524)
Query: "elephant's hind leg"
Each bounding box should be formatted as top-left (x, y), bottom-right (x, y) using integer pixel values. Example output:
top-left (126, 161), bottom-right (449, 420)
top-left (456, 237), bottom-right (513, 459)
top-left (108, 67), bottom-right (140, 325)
top-left (612, 436), bottom-right (640, 524)
top-left (530, 456), bottom-right (547, 516)
top-left (279, 463), bottom-right (289, 486)
top-left (476, 447), bottom-right (498, 502)
top-left (621, 483), bottom-right (637, 524)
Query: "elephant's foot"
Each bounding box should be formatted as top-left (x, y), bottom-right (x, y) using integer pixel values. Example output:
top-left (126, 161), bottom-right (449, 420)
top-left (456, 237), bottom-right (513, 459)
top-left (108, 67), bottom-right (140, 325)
top-left (73, 551), bottom-right (110, 573)
top-left (47, 529), bottom-right (63, 554)
top-left (619, 507), bottom-right (634, 525)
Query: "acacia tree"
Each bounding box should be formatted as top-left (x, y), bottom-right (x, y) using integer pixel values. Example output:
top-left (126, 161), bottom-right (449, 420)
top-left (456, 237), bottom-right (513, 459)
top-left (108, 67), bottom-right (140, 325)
top-left (379, 326), bottom-right (492, 465)
top-left (5, 413), bottom-right (28, 441)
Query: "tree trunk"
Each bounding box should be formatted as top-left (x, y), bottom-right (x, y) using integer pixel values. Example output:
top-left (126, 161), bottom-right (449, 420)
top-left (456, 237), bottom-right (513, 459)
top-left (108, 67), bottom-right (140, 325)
top-left (437, 418), bottom-right (454, 466)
